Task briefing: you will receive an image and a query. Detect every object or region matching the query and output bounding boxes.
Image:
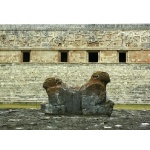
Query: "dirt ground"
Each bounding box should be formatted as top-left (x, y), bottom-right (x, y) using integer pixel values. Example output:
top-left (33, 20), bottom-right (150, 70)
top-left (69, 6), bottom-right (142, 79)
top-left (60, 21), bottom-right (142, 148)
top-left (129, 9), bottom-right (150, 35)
top-left (0, 108), bottom-right (150, 130)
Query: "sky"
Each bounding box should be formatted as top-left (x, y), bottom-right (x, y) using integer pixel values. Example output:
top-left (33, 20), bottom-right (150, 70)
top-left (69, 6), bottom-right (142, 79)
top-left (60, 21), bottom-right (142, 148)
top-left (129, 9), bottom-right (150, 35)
top-left (0, 0), bottom-right (149, 24)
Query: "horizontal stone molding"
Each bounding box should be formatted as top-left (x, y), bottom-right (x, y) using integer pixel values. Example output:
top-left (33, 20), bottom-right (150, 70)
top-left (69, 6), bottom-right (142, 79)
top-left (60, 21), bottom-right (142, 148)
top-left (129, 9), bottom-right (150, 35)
top-left (0, 24), bottom-right (150, 31)
top-left (0, 26), bottom-right (150, 49)
top-left (0, 47), bottom-right (148, 51)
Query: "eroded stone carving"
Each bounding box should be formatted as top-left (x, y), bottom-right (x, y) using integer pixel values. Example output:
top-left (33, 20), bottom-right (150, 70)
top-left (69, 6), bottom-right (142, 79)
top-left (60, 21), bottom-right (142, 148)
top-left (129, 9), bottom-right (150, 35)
top-left (41, 71), bottom-right (114, 116)
top-left (88, 35), bottom-right (98, 43)
top-left (79, 71), bottom-right (114, 115)
top-left (53, 35), bottom-right (65, 46)
top-left (42, 77), bottom-right (82, 114)
top-left (0, 29), bottom-right (150, 48)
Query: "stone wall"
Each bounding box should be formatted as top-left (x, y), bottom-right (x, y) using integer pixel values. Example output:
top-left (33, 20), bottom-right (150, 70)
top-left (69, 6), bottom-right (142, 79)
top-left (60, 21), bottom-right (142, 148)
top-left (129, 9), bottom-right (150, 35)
top-left (0, 25), bottom-right (149, 104)
top-left (100, 51), bottom-right (118, 63)
top-left (0, 24), bottom-right (150, 64)
top-left (0, 50), bottom-right (150, 63)
top-left (69, 51), bottom-right (87, 63)
top-left (0, 24), bottom-right (150, 51)
top-left (31, 51), bottom-right (58, 63)
top-left (0, 63), bottom-right (149, 104)
top-left (0, 51), bottom-right (21, 63)
top-left (128, 51), bottom-right (150, 63)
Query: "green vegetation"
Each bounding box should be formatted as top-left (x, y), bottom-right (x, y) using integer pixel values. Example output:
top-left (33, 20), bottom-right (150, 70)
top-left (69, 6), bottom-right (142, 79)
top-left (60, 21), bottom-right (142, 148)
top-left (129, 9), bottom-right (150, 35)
top-left (114, 104), bottom-right (150, 110)
top-left (0, 103), bottom-right (150, 110)
top-left (0, 102), bottom-right (41, 109)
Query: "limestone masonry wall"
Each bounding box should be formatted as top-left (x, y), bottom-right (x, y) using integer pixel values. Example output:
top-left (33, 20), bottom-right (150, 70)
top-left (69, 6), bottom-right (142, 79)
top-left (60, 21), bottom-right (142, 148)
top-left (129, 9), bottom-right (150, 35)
top-left (0, 50), bottom-right (150, 63)
top-left (0, 51), bottom-right (21, 63)
top-left (0, 24), bottom-right (150, 51)
top-left (0, 25), bottom-right (150, 104)
top-left (69, 51), bottom-right (87, 63)
top-left (0, 63), bottom-right (149, 104)
top-left (31, 51), bottom-right (58, 63)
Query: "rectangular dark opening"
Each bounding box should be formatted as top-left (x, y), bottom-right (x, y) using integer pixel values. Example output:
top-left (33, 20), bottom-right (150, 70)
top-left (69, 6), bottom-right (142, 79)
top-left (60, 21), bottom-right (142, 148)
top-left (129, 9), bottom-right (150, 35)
top-left (119, 52), bottom-right (126, 62)
top-left (23, 52), bottom-right (30, 62)
top-left (60, 52), bottom-right (68, 62)
top-left (88, 52), bottom-right (98, 62)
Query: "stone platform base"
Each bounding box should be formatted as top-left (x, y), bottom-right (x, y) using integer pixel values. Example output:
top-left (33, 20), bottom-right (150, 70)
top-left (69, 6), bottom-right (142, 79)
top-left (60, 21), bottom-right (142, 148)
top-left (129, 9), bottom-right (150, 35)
top-left (41, 100), bottom-right (114, 116)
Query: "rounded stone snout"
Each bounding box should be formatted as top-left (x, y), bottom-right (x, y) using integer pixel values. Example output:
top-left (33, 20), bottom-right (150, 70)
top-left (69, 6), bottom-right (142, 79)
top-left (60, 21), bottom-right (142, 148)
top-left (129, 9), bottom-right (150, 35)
top-left (43, 77), bottom-right (62, 91)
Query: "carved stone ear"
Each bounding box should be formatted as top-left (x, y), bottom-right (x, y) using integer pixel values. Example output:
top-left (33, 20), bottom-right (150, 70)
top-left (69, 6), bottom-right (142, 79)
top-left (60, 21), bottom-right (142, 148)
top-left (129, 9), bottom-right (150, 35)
top-left (56, 79), bottom-right (62, 85)
top-left (92, 74), bottom-right (99, 79)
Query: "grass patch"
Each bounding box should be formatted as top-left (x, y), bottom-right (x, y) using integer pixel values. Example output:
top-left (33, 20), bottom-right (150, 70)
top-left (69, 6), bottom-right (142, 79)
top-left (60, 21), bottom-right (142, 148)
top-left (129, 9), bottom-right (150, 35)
top-left (0, 103), bottom-right (150, 110)
top-left (0, 102), bottom-right (41, 109)
top-left (114, 104), bottom-right (150, 110)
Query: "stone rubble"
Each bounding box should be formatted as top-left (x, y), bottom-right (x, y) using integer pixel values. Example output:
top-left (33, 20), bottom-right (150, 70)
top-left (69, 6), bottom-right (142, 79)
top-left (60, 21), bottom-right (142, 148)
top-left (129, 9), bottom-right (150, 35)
top-left (0, 108), bottom-right (150, 130)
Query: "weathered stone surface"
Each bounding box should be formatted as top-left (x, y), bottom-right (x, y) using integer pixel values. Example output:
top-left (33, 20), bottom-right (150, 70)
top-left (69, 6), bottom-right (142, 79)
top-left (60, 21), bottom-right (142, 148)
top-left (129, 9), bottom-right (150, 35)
top-left (0, 108), bottom-right (150, 130)
top-left (0, 24), bottom-right (149, 104)
top-left (0, 63), bottom-right (149, 104)
top-left (80, 71), bottom-right (114, 116)
top-left (42, 77), bottom-right (82, 114)
top-left (0, 24), bottom-right (150, 50)
top-left (42, 71), bottom-right (114, 116)
top-left (1, 24), bottom-right (150, 31)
